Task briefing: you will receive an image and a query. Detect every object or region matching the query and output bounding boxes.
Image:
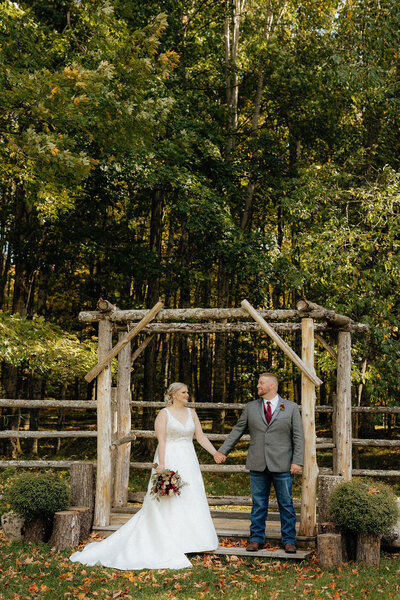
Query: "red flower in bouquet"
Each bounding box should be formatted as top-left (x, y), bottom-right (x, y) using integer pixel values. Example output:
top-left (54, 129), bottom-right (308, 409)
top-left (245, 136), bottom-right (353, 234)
top-left (150, 467), bottom-right (187, 501)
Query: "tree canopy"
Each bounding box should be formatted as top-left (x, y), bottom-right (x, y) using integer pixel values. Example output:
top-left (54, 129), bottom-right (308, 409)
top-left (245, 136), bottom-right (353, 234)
top-left (0, 0), bottom-right (399, 408)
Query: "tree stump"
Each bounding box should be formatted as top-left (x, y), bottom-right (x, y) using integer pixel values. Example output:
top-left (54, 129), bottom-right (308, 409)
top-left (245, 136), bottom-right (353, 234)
top-left (317, 533), bottom-right (342, 568)
top-left (317, 474), bottom-right (344, 529)
top-left (356, 532), bottom-right (381, 566)
top-left (319, 522), bottom-right (340, 534)
top-left (69, 506), bottom-right (92, 541)
top-left (70, 463), bottom-right (94, 510)
top-left (49, 511), bottom-right (80, 550)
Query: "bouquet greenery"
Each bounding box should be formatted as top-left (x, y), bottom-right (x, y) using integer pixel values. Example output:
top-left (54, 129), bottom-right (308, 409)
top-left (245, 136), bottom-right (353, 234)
top-left (150, 467), bottom-right (187, 501)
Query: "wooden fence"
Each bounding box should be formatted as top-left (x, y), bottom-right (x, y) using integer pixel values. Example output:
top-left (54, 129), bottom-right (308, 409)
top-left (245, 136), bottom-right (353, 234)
top-left (1, 398), bottom-right (399, 475)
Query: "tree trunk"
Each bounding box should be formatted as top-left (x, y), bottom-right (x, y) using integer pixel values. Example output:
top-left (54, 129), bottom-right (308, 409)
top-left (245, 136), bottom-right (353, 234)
top-left (142, 188), bottom-right (163, 453)
top-left (29, 375), bottom-right (42, 455)
top-left (178, 226), bottom-right (191, 385)
top-left (212, 263), bottom-right (230, 432)
top-left (36, 268), bottom-right (49, 316)
top-left (0, 229), bottom-right (11, 309)
top-left (1, 363), bottom-right (21, 457)
top-left (11, 194), bottom-right (37, 317)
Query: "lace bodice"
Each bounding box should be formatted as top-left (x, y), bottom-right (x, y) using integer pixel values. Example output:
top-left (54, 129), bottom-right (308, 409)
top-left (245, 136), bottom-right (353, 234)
top-left (165, 408), bottom-right (195, 442)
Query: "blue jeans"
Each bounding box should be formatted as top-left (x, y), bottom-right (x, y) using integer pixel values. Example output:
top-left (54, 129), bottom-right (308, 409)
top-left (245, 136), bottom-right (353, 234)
top-left (249, 468), bottom-right (296, 545)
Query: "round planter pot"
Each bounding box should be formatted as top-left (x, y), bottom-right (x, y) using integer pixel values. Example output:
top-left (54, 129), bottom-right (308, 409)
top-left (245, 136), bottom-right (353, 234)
top-left (1, 512), bottom-right (25, 541)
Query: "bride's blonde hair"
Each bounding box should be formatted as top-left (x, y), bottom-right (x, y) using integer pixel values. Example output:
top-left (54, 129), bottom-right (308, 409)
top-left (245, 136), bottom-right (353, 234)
top-left (164, 382), bottom-right (186, 406)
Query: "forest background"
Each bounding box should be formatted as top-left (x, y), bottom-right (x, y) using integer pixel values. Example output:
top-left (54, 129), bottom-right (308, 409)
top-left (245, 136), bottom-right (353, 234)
top-left (0, 0), bottom-right (399, 461)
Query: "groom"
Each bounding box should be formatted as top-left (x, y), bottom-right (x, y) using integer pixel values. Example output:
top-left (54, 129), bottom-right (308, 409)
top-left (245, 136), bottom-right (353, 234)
top-left (214, 373), bottom-right (304, 553)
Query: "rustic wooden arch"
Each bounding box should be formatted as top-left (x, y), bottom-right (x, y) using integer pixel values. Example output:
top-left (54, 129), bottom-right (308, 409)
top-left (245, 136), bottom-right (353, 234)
top-left (79, 298), bottom-right (369, 538)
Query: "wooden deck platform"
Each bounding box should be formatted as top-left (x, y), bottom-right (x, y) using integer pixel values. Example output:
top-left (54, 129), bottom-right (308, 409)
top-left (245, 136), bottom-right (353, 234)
top-left (209, 545), bottom-right (313, 561)
top-left (93, 506), bottom-right (316, 554)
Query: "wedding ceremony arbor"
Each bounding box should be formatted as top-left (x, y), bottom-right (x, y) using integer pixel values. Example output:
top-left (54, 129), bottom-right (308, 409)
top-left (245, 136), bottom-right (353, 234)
top-left (78, 298), bottom-right (370, 541)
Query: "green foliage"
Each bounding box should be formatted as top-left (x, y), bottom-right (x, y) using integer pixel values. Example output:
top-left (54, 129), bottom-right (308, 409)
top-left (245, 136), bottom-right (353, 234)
top-left (329, 480), bottom-right (399, 535)
top-left (0, 312), bottom-right (98, 381)
top-left (4, 472), bottom-right (70, 520)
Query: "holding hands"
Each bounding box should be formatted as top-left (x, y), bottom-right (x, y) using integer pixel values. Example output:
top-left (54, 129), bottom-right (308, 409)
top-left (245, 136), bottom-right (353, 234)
top-left (213, 451), bottom-right (226, 464)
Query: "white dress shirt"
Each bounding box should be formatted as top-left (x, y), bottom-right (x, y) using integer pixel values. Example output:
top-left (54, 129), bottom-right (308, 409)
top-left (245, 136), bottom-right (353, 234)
top-left (263, 394), bottom-right (279, 415)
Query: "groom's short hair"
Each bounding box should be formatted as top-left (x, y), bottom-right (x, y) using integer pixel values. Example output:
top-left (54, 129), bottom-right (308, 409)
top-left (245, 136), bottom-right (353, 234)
top-left (259, 372), bottom-right (279, 390)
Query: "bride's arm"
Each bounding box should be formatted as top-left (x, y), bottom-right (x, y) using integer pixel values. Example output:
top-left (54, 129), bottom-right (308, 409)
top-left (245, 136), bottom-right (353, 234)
top-left (154, 410), bottom-right (168, 473)
top-left (192, 409), bottom-right (217, 457)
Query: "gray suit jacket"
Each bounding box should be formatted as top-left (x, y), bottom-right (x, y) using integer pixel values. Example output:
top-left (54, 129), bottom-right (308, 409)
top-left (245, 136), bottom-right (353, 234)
top-left (219, 396), bottom-right (304, 473)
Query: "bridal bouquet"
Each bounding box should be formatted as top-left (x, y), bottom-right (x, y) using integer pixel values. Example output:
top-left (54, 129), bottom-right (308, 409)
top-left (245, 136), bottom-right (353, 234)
top-left (150, 467), bottom-right (187, 501)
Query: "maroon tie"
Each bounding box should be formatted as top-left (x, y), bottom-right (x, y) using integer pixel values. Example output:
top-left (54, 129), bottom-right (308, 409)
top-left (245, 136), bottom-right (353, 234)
top-left (264, 401), bottom-right (272, 424)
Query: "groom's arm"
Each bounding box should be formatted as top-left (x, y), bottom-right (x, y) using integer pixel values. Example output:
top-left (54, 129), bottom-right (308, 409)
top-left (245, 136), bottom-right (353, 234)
top-left (291, 404), bottom-right (304, 467)
top-left (217, 404), bottom-right (249, 458)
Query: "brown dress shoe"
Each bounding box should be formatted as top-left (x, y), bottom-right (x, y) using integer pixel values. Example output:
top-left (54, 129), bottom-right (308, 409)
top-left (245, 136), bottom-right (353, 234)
top-left (246, 541), bottom-right (262, 552)
top-left (284, 543), bottom-right (296, 553)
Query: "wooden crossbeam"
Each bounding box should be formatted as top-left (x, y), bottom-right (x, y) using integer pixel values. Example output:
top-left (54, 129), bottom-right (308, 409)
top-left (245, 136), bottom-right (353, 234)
top-left (131, 334), bottom-right (154, 365)
top-left (315, 333), bottom-right (337, 360)
top-left (85, 301), bottom-right (163, 382)
top-left (241, 299), bottom-right (323, 387)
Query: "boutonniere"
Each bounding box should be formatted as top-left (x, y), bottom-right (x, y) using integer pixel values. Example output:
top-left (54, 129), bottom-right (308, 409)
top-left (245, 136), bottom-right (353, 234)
top-left (279, 403), bottom-right (285, 411)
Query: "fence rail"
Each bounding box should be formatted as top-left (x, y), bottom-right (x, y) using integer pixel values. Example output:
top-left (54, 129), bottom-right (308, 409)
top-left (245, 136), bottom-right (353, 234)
top-left (1, 399), bottom-right (399, 478)
top-left (1, 399), bottom-right (400, 414)
top-left (1, 429), bottom-right (399, 449)
top-left (0, 460), bottom-right (399, 478)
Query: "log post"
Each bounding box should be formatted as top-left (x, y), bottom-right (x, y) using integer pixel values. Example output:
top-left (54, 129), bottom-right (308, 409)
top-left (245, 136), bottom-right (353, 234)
top-left (333, 331), bottom-right (352, 480)
top-left (317, 474), bottom-right (344, 528)
top-left (70, 462), bottom-right (94, 510)
top-left (113, 335), bottom-right (131, 507)
top-left (317, 533), bottom-right (342, 568)
top-left (110, 387), bottom-right (118, 503)
top-left (94, 320), bottom-right (113, 527)
top-left (298, 317), bottom-right (319, 537)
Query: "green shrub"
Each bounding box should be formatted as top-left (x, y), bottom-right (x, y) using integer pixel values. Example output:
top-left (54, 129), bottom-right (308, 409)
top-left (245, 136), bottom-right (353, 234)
top-left (4, 472), bottom-right (70, 521)
top-left (329, 480), bottom-right (399, 535)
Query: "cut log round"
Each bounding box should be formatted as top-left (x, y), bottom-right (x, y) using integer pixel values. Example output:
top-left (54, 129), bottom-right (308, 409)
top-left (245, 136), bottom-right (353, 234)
top-left (97, 299), bottom-right (117, 312)
top-left (317, 533), bottom-right (342, 568)
top-left (317, 474), bottom-right (344, 527)
top-left (70, 462), bottom-right (94, 509)
top-left (69, 506), bottom-right (93, 541)
top-left (319, 522), bottom-right (341, 534)
top-left (49, 511), bottom-right (80, 550)
top-left (356, 532), bottom-right (382, 566)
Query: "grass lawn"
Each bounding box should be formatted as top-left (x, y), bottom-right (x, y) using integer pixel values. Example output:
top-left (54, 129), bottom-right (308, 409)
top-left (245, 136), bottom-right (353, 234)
top-left (0, 531), bottom-right (399, 600)
top-left (1, 434), bottom-right (399, 599)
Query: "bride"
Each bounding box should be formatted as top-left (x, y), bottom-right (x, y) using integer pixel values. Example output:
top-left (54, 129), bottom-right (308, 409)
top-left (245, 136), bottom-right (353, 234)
top-left (70, 382), bottom-right (219, 569)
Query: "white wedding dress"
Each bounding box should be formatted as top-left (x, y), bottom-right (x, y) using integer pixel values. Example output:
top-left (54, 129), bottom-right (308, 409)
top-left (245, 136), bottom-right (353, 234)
top-left (70, 407), bottom-right (218, 570)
